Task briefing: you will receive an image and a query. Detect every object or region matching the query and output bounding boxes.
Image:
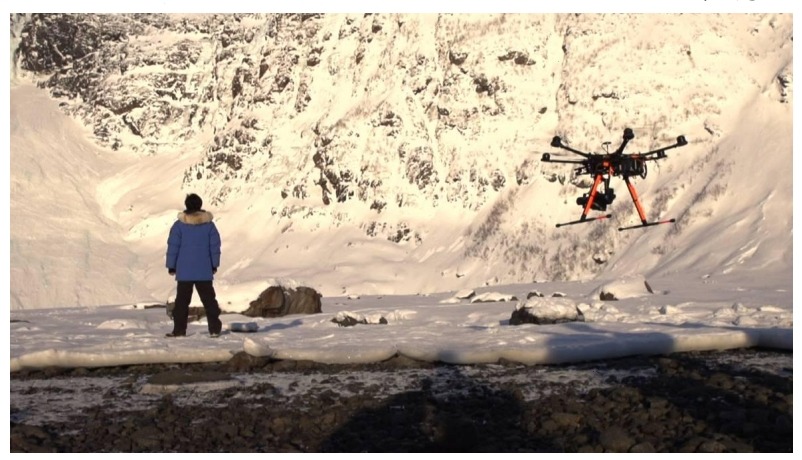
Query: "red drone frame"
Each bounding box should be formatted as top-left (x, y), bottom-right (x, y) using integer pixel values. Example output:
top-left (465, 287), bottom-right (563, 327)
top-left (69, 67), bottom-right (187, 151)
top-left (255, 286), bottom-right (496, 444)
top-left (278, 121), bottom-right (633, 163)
top-left (541, 128), bottom-right (687, 231)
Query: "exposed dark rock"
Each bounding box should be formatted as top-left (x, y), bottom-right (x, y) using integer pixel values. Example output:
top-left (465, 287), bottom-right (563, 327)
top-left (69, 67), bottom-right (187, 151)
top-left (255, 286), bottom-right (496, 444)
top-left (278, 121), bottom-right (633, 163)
top-left (598, 426), bottom-right (635, 452)
top-left (332, 313), bottom-right (388, 327)
top-left (246, 286), bottom-right (284, 316)
top-left (497, 50), bottom-right (536, 65)
top-left (243, 285), bottom-right (322, 318)
top-left (400, 144), bottom-right (436, 190)
top-left (224, 351), bottom-right (275, 372)
top-left (448, 50), bottom-right (467, 65)
top-left (471, 293), bottom-right (518, 303)
top-left (600, 291), bottom-right (618, 301)
top-left (509, 304), bottom-right (584, 326)
top-left (9, 349), bottom-right (793, 453)
top-left (285, 286), bottom-right (323, 315)
top-left (146, 369), bottom-right (233, 385)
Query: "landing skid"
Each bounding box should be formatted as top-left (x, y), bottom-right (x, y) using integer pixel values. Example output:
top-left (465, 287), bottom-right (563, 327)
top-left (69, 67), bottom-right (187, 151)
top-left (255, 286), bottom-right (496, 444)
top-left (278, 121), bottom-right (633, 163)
top-left (618, 218), bottom-right (676, 231)
top-left (556, 214), bottom-right (612, 228)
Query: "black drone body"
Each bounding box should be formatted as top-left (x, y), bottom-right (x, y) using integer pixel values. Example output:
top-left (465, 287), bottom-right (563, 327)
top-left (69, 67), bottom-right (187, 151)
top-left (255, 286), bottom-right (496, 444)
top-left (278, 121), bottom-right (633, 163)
top-left (541, 128), bottom-right (687, 230)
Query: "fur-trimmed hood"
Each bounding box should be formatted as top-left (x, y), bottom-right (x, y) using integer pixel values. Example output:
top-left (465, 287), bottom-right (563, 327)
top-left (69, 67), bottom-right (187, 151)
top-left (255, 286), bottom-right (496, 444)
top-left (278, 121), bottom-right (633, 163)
top-left (177, 210), bottom-right (214, 225)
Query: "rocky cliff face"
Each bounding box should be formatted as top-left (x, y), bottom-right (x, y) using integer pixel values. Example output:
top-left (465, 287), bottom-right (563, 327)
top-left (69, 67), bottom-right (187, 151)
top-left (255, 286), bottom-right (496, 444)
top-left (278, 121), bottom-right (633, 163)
top-left (15, 13), bottom-right (567, 212)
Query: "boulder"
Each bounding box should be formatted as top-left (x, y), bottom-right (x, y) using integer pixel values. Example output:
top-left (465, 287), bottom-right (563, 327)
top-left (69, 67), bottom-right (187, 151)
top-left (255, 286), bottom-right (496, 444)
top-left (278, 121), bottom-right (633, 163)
top-left (331, 311), bottom-right (388, 327)
top-left (509, 297), bottom-right (584, 325)
top-left (286, 286), bottom-right (324, 315)
top-left (592, 275), bottom-right (654, 301)
top-left (600, 291), bottom-right (618, 301)
top-left (243, 285), bottom-right (322, 318)
top-left (470, 292), bottom-right (518, 303)
top-left (245, 286), bottom-right (284, 317)
top-left (526, 290), bottom-right (545, 299)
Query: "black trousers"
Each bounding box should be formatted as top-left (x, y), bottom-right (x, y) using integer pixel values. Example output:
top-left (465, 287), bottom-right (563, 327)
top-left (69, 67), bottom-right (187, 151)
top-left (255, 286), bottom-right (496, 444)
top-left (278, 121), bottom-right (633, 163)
top-left (172, 281), bottom-right (222, 335)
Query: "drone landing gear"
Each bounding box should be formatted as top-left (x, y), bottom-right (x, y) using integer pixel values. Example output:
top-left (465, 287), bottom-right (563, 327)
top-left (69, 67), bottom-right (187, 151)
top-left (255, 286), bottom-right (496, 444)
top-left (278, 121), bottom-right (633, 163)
top-left (555, 173), bottom-right (613, 228)
top-left (555, 175), bottom-right (676, 231)
top-left (556, 214), bottom-right (612, 228)
top-left (616, 176), bottom-right (675, 231)
top-left (618, 218), bottom-right (676, 231)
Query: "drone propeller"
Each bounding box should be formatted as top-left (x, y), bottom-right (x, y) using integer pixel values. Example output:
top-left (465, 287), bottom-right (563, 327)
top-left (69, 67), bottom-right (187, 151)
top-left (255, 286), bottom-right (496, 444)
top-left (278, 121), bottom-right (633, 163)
top-left (637, 134), bottom-right (689, 160)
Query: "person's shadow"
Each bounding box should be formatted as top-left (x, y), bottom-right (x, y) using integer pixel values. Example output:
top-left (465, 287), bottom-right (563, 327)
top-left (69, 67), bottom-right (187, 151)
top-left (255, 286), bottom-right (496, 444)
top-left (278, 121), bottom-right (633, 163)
top-left (319, 364), bottom-right (558, 452)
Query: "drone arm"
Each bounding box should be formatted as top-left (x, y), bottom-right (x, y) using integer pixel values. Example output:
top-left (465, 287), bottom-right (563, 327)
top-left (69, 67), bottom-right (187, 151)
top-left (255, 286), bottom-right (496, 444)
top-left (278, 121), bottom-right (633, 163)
top-left (638, 135), bottom-right (688, 160)
top-left (557, 144), bottom-right (593, 158)
top-left (540, 153), bottom-right (586, 165)
top-left (550, 136), bottom-right (592, 158)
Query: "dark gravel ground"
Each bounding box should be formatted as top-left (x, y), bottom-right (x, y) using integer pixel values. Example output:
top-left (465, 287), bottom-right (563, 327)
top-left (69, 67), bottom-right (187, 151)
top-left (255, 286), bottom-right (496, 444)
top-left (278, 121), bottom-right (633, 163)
top-left (10, 347), bottom-right (793, 453)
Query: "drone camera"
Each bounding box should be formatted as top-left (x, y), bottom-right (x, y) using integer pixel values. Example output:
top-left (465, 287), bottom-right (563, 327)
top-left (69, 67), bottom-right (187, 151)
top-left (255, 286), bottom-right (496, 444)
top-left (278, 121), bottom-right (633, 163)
top-left (576, 188), bottom-right (616, 211)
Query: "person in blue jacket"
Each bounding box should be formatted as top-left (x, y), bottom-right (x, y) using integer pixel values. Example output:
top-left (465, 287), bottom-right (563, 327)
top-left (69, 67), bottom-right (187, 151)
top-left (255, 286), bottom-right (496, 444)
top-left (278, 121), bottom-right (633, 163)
top-left (165, 193), bottom-right (223, 337)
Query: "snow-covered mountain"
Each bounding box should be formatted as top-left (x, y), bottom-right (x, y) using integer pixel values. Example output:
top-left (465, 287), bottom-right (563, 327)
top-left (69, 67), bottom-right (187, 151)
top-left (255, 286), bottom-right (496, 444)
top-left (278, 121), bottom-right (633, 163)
top-left (9, 13), bottom-right (793, 310)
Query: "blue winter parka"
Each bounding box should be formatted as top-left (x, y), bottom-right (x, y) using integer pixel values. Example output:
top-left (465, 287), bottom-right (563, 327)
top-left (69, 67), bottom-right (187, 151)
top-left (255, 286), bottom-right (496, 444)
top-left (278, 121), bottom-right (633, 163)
top-left (165, 210), bottom-right (221, 281)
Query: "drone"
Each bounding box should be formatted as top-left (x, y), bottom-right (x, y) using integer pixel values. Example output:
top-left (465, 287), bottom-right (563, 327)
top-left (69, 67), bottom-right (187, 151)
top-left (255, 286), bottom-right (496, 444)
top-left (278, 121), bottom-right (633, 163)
top-left (541, 127), bottom-right (687, 231)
